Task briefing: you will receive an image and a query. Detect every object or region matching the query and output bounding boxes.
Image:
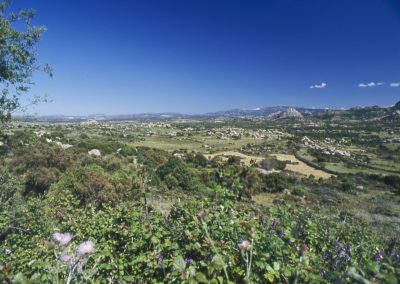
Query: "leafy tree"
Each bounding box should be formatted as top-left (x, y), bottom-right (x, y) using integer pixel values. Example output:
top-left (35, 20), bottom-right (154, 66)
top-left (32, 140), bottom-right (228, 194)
top-left (240, 167), bottom-right (261, 198)
top-left (0, 0), bottom-right (51, 123)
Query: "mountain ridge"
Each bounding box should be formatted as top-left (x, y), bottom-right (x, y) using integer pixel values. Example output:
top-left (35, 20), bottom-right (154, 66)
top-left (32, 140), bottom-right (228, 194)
top-left (16, 100), bottom-right (400, 122)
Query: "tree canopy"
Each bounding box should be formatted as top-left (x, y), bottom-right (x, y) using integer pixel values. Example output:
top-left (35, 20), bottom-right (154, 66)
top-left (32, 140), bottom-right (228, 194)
top-left (0, 0), bottom-right (50, 123)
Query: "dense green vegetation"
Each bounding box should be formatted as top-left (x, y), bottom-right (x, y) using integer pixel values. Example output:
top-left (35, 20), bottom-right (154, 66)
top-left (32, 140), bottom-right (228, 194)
top-left (1, 124), bottom-right (399, 283)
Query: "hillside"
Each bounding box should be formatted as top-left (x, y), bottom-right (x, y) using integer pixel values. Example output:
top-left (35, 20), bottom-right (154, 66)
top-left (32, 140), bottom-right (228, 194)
top-left (1, 109), bottom-right (400, 283)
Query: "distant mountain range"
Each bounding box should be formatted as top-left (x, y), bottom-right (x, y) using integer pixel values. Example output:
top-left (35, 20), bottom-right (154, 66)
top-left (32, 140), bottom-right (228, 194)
top-left (18, 101), bottom-right (400, 122)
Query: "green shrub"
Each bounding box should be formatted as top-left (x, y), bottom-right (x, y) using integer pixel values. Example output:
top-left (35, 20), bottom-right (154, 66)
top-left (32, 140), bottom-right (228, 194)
top-left (340, 178), bottom-right (356, 192)
top-left (260, 158), bottom-right (286, 171)
top-left (0, 167), bottom-right (23, 204)
top-left (157, 157), bottom-right (200, 191)
top-left (25, 166), bottom-right (59, 194)
top-left (50, 165), bottom-right (140, 206)
top-left (383, 175), bottom-right (400, 193)
top-left (75, 140), bottom-right (124, 155)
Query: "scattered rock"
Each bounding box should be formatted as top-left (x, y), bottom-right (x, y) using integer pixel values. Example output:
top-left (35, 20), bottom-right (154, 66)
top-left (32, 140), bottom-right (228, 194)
top-left (88, 149), bottom-right (101, 156)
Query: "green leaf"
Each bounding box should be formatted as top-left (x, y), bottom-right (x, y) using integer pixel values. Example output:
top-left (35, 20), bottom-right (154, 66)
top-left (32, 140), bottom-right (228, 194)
top-left (12, 273), bottom-right (28, 284)
top-left (173, 256), bottom-right (186, 271)
top-left (195, 272), bottom-right (207, 283)
top-left (264, 272), bottom-right (275, 282)
top-left (211, 255), bottom-right (225, 270)
top-left (283, 269), bottom-right (292, 277)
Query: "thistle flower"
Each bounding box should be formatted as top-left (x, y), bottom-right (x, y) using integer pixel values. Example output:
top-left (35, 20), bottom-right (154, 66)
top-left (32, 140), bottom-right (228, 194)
top-left (76, 241), bottom-right (96, 257)
top-left (238, 240), bottom-right (252, 252)
top-left (322, 253), bottom-right (330, 262)
top-left (53, 232), bottom-right (73, 246)
top-left (278, 229), bottom-right (285, 238)
top-left (60, 254), bottom-right (71, 262)
top-left (185, 258), bottom-right (194, 265)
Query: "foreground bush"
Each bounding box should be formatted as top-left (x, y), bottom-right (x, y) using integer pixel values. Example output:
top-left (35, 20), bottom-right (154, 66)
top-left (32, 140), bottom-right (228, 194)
top-left (1, 195), bottom-right (398, 283)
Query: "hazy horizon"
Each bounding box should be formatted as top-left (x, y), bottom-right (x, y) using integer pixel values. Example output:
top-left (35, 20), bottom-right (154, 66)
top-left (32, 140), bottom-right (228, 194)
top-left (17, 100), bottom-right (398, 118)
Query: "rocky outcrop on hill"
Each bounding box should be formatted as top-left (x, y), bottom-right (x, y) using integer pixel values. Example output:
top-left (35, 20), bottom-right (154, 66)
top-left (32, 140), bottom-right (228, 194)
top-left (267, 108), bottom-right (304, 120)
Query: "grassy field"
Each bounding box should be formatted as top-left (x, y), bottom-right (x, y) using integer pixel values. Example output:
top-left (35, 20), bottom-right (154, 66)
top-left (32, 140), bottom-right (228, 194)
top-left (130, 135), bottom-right (266, 152)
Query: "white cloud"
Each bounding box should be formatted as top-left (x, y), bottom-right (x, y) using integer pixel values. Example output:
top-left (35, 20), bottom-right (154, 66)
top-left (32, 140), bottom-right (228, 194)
top-left (358, 81), bottom-right (385, 88)
top-left (310, 82), bottom-right (327, 89)
top-left (390, 82), bottom-right (400, 87)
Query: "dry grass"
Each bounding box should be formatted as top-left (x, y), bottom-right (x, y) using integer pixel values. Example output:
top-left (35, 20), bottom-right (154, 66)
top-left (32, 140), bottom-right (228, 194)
top-left (205, 151), bottom-right (333, 179)
top-left (271, 153), bottom-right (333, 179)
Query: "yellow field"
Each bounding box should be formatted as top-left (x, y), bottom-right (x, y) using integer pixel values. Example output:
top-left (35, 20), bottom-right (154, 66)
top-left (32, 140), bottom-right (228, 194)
top-left (271, 153), bottom-right (333, 179)
top-left (205, 151), bottom-right (333, 179)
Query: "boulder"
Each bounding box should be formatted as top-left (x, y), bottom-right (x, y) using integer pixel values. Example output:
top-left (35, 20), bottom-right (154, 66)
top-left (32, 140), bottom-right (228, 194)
top-left (88, 149), bottom-right (101, 156)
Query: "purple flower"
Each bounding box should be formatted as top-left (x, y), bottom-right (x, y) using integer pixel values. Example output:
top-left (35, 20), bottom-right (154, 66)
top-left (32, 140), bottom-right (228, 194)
top-left (344, 244), bottom-right (352, 253)
top-left (372, 250), bottom-right (384, 262)
top-left (320, 269), bottom-right (326, 276)
top-left (185, 258), bottom-right (193, 266)
top-left (60, 254), bottom-right (71, 262)
top-left (342, 253), bottom-right (350, 262)
top-left (76, 241), bottom-right (96, 257)
top-left (278, 229), bottom-right (285, 238)
top-left (302, 244), bottom-right (308, 252)
top-left (52, 232), bottom-right (73, 246)
top-left (323, 253), bottom-right (330, 262)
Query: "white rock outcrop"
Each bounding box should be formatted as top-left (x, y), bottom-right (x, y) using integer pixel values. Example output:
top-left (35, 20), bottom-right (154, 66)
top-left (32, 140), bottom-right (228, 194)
top-left (88, 149), bottom-right (101, 156)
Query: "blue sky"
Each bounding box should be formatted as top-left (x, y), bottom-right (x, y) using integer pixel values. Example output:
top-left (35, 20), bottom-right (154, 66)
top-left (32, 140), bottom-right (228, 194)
top-left (14, 0), bottom-right (400, 114)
